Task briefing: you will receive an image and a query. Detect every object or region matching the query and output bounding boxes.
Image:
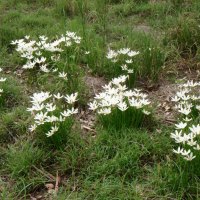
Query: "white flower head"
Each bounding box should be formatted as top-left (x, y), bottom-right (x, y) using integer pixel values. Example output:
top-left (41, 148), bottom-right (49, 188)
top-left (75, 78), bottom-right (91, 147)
top-left (175, 122), bottom-right (187, 129)
top-left (65, 92), bottom-right (78, 104)
top-left (58, 72), bottom-right (68, 80)
top-left (46, 125), bottom-right (59, 137)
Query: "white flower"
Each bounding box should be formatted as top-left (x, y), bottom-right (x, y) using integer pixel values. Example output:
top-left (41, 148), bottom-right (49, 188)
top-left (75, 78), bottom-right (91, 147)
top-left (189, 125), bottom-right (200, 135)
top-left (51, 54), bottom-right (60, 62)
top-left (111, 59), bottom-right (118, 63)
top-left (98, 108), bottom-right (111, 115)
top-left (52, 68), bottom-right (58, 72)
top-left (124, 90), bottom-right (134, 97)
top-left (129, 98), bottom-right (143, 109)
top-left (54, 93), bottom-right (63, 99)
top-left (30, 92), bottom-right (51, 104)
top-left (22, 61), bottom-right (36, 69)
top-left (117, 101), bottom-right (128, 111)
top-left (67, 107), bottom-right (78, 115)
top-left (89, 75), bottom-right (151, 123)
top-left (34, 111), bottom-right (48, 125)
top-left (61, 110), bottom-right (71, 117)
top-left (59, 115), bottom-right (65, 122)
top-left (40, 64), bottom-right (50, 73)
top-left (118, 48), bottom-right (130, 55)
top-left (127, 69), bottom-right (134, 74)
top-left (171, 96), bottom-right (180, 102)
top-left (88, 101), bottom-right (98, 111)
top-left (25, 35), bottom-right (30, 40)
top-left (29, 124), bottom-right (37, 132)
top-left (178, 106), bottom-right (191, 115)
top-left (173, 147), bottom-right (184, 154)
top-left (85, 51), bottom-right (90, 55)
top-left (35, 57), bottom-right (46, 64)
top-left (184, 152), bottom-right (196, 161)
top-left (112, 75), bottom-right (128, 85)
top-left (117, 84), bottom-right (127, 92)
top-left (27, 103), bottom-right (45, 112)
top-left (187, 138), bottom-right (197, 146)
top-left (127, 50), bottom-right (140, 57)
top-left (175, 122), bottom-right (187, 129)
top-left (194, 144), bottom-right (200, 150)
top-left (45, 103), bottom-right (56, 112)
top-left (106, 49), bottom-right (118, 59)
top-left (65, 93), bottom-right (78, 104)
top-left (170, 130), bottom-right (182, 141)
top-left (95, 92), bottom-right (107, 100)
top-left (65, 41), bottom-right (72, 47)
top-left (183, 117), bottom-right (192, 122)
top-left (35, 51), bottom-right (42, 56)
top-left (142, 109), bottom-right (151, 115)
top-left (140, 98), bottom-right (151, 106)
top-left (106, 87), bottom-right (119, 95)
top-left (171, 80), bottom-right (200, 161)
top-left (46, 125), bottom-right (59, 137)
top-left (0, 78), bottom-right (6, 82)
top-left (125, 59), bottom-right (133, 64)
top-left (58, 72), bottom-right (67, 80)
top-left (121, 64), bottom-right (128, 71)
top-left (45, 115), bottom-right (59, 122)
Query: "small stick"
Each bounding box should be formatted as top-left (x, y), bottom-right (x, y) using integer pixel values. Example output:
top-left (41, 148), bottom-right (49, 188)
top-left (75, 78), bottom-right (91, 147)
top-left (55, 171), bottom-right (59, 193)
top-left (82, 125), bottom-right (96, 132)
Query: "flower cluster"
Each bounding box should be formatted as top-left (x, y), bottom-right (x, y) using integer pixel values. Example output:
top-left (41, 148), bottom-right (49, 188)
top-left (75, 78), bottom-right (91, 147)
top-left (106, 48), bottom-right (139, 75)
top-left (171, 80), bottom-right (200, 161)
top-left (11, 31), bottom-right (81, 79)
top-left (88, 75), bottom-right (151, 128)
top-left (0, 68), bottom-right (7, 96)
top-left (27, 91), bottom-right (78, 137)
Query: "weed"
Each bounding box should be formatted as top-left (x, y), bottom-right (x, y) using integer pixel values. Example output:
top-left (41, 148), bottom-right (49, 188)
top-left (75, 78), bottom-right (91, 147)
top-left (164, 17), bottom-right (200, 58)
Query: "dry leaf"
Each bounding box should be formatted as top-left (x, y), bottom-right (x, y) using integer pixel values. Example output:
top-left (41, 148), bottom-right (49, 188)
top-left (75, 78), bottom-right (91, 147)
top-left (45, 183), bottom-right (54, 190)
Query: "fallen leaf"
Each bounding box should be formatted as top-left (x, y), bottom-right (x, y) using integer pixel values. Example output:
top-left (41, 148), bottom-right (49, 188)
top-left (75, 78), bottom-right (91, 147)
top-left (45, 183), bottom-right (54, 190)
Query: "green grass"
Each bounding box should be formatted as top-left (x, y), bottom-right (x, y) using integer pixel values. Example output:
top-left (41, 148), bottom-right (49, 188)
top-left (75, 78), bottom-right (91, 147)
top-left (0, 0), bottom-right (200, 199)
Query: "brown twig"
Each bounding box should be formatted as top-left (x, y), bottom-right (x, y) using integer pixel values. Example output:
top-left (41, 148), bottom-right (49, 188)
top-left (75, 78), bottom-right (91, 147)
top-left (82, 125), bottom-right (96, 133)
top-left (55, 171), bottom-right (59, 193)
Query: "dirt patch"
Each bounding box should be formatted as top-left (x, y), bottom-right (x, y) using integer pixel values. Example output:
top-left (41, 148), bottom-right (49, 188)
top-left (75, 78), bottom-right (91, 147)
top-left (147, 66), bottom-right (200, 124)
top-left (148, 82), bottom-right (178, 124)
top-left (78, 75), bottom-right (107, 134)
top-left (133, 23), bottom-right (164, 40)
top-left (134, 24), bottom-right (152, 33)
top-left (85, 75), bottom-right (107, 97)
